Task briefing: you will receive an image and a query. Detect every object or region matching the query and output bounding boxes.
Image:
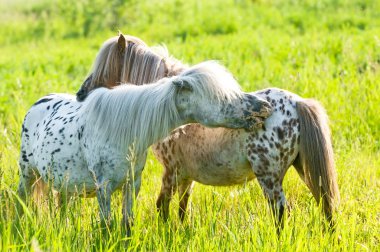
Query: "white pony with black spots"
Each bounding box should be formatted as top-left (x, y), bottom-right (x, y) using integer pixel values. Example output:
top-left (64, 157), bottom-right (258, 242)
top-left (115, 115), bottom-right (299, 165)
top-left (17, 61), bottom-right (272, 232)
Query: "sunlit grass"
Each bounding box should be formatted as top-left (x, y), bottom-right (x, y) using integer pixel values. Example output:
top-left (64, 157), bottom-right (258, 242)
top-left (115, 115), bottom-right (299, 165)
top-left (0, 0), bottom-right (379, 250)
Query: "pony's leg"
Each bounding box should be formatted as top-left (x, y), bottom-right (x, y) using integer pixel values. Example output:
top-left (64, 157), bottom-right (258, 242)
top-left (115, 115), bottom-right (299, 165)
top-left (156, 166), bottom-right (177, 221)
top-left (249, 155), bottom-right (286, 232)
top-left (122, 153), bottom-right (146, 234)
top-left (56, 187), bottom-right (72, 219)
top-left (256, 175), bottom-right (286, 232)
top-left (16, 162), bottom-right (37, 216)
top-left (96, 180), bottom-right (112, 226)
top-left (178, 180), bottom-right (194, 222)
top-left (122, 174), bottom-right (141, 234)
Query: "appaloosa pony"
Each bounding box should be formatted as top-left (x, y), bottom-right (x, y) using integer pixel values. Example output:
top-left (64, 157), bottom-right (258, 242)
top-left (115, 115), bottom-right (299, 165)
top-left (18, 61), bottom-right (272, 230)
top-left (153, 87), bottom-right (340, 229)
top-left (76, 34), bottom-right (340, 229)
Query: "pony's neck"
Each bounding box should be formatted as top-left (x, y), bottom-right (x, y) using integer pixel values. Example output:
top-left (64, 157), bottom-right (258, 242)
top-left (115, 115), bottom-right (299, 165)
top-left (124, 84), bottom-right (185, 153)
top-left (84, 82), bottom-right (183, 155)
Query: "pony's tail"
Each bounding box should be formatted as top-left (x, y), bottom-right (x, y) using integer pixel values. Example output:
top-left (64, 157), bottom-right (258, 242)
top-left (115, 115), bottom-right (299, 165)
top-left (296, 99), bottom-right (340, 221)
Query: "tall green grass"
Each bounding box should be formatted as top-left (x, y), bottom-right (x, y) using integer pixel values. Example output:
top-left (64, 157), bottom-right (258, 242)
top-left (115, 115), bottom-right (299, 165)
top-left (1, 0), bottom-right (379, 250)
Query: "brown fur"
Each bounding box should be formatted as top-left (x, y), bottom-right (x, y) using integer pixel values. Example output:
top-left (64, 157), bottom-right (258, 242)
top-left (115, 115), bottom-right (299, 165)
top-left (76, 34), bottom-right (186, 101)
top-left (152, 88), bottom-right (339, 230)
top-left (295, 99), bottom-right (340, 220)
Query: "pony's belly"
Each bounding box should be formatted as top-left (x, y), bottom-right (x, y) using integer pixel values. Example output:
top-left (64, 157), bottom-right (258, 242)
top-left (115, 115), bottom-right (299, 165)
top-left (192, 161), bottom-right (255, 186)
top-left (39, 162), bottom-right (97, 195)
top-left (33, 148), bottom-right (98, 195)
top-left (169, 128), bottom-right (254, 186)
top-left (63, 171), bottom-right (97, 195)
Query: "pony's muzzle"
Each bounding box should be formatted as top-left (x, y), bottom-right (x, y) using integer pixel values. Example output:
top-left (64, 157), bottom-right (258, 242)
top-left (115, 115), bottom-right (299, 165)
top-left (257, 100), bottom-right (272, 118)
top-left (244, 96), bottom-right (273, 130)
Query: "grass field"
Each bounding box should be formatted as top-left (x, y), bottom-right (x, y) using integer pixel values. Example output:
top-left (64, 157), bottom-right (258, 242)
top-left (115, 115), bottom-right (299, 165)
top-left (1, 0), bottom-right (379, 250)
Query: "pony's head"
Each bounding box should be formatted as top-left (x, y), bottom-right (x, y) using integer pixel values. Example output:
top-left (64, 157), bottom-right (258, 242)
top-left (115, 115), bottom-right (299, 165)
top-left (76, 33), bottom-right (186, 101)
top-left (172, 61), bottom-right (272, 130)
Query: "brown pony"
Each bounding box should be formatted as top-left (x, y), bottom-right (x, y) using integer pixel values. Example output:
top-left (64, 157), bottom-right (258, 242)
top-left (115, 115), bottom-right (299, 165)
top-left (77, 34), bottom-right (340, 231)
top-left (76, 34), bottom-right (186, 101)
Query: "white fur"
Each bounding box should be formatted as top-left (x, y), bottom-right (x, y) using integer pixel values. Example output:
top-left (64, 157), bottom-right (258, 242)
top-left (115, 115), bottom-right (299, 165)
top-left (17, 61), bottom-right (269, 229)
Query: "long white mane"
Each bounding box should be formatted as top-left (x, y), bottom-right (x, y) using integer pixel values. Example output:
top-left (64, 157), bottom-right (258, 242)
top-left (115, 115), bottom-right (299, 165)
top-left (179, 61), bottom-right (243, 103)
top-left (83, 61), bottom-right (243, 154)
top-left (83, 78), bottom-right (178, 155)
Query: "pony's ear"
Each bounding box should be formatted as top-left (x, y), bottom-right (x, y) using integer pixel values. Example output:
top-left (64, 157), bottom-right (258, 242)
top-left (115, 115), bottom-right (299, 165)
top-left (76, 74), bottom-right (93, 102)
top-left (173, 79), bottom-right (193, 91)
top-left (118, 33), bottom-right (126, 54)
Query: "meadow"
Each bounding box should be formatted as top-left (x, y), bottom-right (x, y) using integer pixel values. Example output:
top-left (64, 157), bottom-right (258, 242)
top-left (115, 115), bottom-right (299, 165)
top-left (0, 0), bottom-right (379, 250)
